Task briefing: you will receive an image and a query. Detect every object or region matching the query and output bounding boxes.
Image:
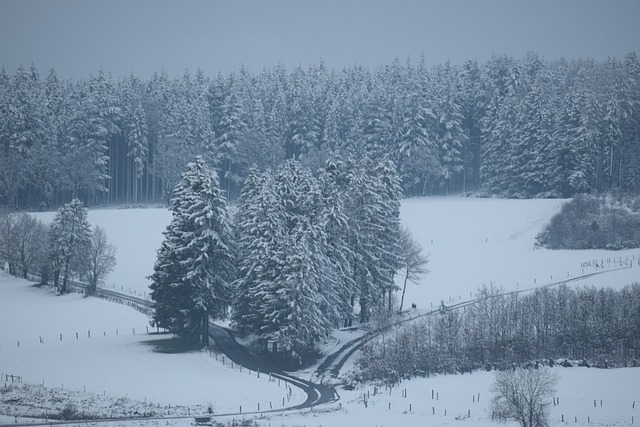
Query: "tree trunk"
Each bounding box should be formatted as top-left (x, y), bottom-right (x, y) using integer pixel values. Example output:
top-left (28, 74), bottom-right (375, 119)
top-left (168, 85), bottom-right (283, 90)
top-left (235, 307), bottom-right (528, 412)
top-left (360, 296), bottom-right (369, 323)
top-left (202, 312), bottom-right (209, 347)
top-left (61, 257), bottom-right (71, 294)
top-left (399, 272), bottom-right (409, 313)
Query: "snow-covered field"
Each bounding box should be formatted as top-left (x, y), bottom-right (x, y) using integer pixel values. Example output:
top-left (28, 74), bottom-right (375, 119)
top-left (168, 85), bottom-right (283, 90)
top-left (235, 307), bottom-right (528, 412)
top-left (265, 367), bottom-right (640, 427)
top-left (4, 197), bottom-right (638, 426)
top-left (31, 197), bottom-right (640, 304)
top-left (400, 197), bottom-right (639, 310)
top-left (0, 274), bottom-right (305, 419)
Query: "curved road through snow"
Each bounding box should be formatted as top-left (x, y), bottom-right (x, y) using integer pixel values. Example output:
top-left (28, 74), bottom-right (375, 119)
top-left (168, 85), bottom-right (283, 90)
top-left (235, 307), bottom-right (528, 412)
top-left (207, 323), bottom-right (338, 410)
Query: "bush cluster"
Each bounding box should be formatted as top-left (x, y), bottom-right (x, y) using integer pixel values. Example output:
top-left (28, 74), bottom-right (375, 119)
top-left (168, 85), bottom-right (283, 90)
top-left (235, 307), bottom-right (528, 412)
top-left (356, 284), bottom-right (640, 385)
top-left (536, 194), bottom-right (640, 250)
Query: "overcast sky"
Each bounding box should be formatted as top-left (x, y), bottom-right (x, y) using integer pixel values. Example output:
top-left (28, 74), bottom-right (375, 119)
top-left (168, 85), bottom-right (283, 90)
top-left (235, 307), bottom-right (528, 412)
top-left (1, 0), bottom-right (639, 79)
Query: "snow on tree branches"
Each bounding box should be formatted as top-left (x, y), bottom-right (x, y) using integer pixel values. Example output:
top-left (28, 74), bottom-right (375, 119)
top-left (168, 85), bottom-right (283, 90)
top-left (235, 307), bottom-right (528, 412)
top-left (149, 156), bottom-right (235, 346)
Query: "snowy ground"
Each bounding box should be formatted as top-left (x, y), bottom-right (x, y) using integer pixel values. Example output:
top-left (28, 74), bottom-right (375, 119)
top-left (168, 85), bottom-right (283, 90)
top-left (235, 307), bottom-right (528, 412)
top-left (0, 274), bottom-right (305, 419)
top-left (10, 197), bottom-right (640, 426)
top-left (399, 197), bottom-right (639, 311)
top-left (5, 366), bottom-right (635, 427)
top-left (31, 197), bottom-right (640, 305)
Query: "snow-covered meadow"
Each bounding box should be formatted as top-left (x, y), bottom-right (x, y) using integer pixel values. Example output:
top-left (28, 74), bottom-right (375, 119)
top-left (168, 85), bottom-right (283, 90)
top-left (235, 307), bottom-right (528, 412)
top-left (31, 197), bottom-right (640, 306)
top-left (0, 274), bottom-right (306, 419)
top-left (400, 197), bottom-right (639, 310)
top-left (2, 196), bottom-right (638, 426)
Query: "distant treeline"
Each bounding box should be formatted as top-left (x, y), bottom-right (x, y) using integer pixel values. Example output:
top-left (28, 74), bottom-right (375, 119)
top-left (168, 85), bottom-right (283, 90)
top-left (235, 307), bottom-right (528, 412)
top-left (1, 52), bottom-right (639, 209)
top-left (536, 193), bottom-right (640, 250)
top-left (356, 283), bottom-right (640, 384)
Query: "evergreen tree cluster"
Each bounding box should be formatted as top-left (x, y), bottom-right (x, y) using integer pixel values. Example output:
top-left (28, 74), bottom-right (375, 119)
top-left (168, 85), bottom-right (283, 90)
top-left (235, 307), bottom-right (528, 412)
top-left (231, 155), bottom-right (402, 358)
top-left (0, 199), bottom-right (116, 294)
top-left (536, 193), bottom-right (640, 249)
top-left (2, 52), bottom-right (639, 209)
top-left (356, 284), bottom-right (640, 385)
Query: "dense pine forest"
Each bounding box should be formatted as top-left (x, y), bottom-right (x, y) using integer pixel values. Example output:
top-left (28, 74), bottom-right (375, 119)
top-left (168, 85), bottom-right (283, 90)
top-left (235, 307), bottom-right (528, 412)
top-left (1, 52), bottom-right (639, 209)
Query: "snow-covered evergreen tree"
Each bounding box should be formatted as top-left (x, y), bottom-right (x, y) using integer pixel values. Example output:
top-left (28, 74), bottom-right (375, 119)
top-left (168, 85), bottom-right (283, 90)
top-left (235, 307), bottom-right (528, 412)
top-left (267, 160), bottom-right (337, 353)
top-left (123, 79), bottom-right (149, 204)
top-left (215, 78), bottom-right (248, 197)
top-left (149, 156), bottom-right (235, 346)
top-left (232, 167), bottom-right (286, 335)
top-left (347, 157), bottom-right (403, 322)
top-left (433, 62), bottom-right (467, 194)
top-left (48, 199), bottom-right (91, 294)
top-left (319, 154), bottom-right (357, 326)
top-left (511, 69), bottom-right (556, 197)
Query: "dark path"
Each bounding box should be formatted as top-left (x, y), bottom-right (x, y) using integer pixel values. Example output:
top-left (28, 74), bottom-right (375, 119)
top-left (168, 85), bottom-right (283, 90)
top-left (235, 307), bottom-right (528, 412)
top-left (208, 324), bottom-right (338, 409)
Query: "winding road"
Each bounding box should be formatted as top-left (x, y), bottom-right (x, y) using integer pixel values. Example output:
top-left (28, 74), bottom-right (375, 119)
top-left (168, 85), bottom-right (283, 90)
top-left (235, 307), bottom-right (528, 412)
top-left (207, 324), bottom-right (338, 410)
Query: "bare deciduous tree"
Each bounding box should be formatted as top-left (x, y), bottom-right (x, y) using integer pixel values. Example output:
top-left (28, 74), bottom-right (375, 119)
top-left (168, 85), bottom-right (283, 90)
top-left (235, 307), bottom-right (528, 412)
top-left (14, 213), bottom-right (48, 279)
top-left (398, 226), bottom-right (429, 312)
top-left (491, 367), bottom-right (559, 427)
top-left (84, 225), bottom-right (116, 295)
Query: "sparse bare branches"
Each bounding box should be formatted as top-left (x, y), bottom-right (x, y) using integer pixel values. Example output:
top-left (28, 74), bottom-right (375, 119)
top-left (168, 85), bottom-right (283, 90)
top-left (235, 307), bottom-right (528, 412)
top-left (84, 225), bottom-right (116, 295)
top-left (398, 226), bottom-right (429, 312)
top-left (491, 368), bottom-right (559, 427)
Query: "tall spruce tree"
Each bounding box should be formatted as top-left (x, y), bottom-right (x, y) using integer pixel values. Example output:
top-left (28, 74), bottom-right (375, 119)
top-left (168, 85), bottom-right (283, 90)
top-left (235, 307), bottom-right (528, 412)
top-left (232, 167), bottom-right (286, 335)
top-left (347, 157), bottom-right (403, 322)
top-left (149, 156), bottom-right (235, 346)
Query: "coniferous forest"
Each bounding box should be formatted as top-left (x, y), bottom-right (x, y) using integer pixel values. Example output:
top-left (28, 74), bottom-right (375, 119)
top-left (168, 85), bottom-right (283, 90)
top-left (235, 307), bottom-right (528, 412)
top-left (1, 52), bottom-right (640, 210)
